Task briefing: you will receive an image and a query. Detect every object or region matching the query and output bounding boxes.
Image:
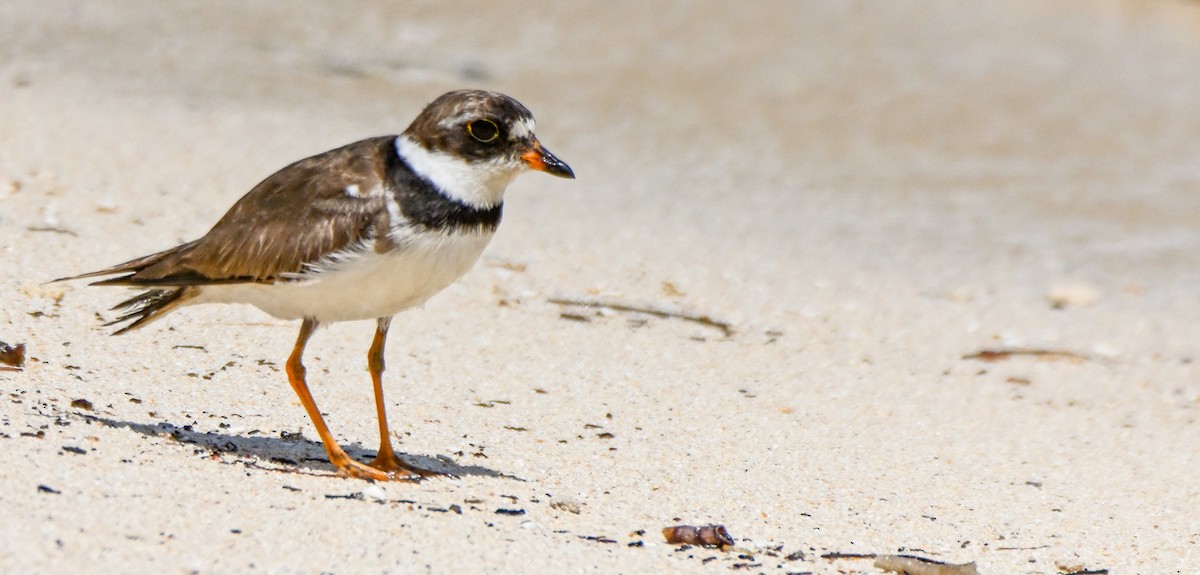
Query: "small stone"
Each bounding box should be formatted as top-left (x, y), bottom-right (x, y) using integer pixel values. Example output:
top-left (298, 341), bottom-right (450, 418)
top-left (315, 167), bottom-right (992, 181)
top-left (1047, 280), bottom-right (1101, 308)
top-left (361, 484), bottom-right (386, 502)
top-left (549, 498), bottom-right (582, 514)
top-left (95, 197), bottom-right (118, 213)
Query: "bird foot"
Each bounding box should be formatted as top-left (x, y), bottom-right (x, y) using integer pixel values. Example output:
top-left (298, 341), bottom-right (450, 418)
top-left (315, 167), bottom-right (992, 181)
top-left (330, 456), bottom-right (421, 483)
top-left (370, 452), bottom-right (453, 479)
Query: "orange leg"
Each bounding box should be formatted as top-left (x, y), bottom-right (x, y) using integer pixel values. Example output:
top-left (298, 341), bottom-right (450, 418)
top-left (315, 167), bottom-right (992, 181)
top-left (366, 317), bottom-right (445, 478)
top-left (285, 318), bottom-right (396, 482)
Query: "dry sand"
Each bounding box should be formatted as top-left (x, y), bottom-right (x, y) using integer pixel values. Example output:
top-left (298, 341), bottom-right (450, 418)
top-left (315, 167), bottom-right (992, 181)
top-left (2, 1), bottom-right (1199, 573)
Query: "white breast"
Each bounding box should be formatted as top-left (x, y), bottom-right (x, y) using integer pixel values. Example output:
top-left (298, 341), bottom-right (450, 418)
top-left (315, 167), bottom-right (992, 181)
top-left (197, 232), bottom-right (494, 323)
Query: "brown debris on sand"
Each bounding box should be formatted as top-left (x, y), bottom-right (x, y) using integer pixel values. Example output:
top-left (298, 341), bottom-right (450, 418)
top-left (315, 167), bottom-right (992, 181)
top-left (0, 341), bottom-right (25, 370)
top-left (662, 524), bottom-right (735, 548)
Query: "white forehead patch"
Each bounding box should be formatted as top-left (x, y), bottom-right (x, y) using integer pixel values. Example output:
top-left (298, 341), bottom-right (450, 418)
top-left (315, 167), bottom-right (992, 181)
top-left (509, 118), bottom-right (535, 141)
top-left (344, 184), bottom-right (362, 198)
top-left (437, 112), bottom-right (473, 130)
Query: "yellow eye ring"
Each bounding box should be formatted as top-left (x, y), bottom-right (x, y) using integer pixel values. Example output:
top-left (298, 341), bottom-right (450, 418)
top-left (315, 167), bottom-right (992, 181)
top-left (466, 119), bottom-right (500, 143)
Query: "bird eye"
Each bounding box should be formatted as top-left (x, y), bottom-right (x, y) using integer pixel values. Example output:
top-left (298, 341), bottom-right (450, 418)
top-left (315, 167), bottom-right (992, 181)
top-left (466, 119), bottom-right (500, 143)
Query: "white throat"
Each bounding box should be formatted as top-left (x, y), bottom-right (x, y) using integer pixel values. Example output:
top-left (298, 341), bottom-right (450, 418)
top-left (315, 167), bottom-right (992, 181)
top-left (395, 135), bottom-right (522, 209)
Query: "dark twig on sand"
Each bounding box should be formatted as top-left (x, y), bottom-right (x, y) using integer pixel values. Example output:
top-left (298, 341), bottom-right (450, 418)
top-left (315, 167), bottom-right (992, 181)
top-left (548, 297), bottom-right (735, 337)
top-left (962, 348), bottom-right (1089, 363)
top-left (820, 552), bottom-right (876, 560)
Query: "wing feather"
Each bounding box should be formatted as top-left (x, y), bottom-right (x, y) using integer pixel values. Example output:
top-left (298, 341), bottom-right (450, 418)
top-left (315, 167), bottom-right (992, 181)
top-left (76, 136), bottom-right (397, 286)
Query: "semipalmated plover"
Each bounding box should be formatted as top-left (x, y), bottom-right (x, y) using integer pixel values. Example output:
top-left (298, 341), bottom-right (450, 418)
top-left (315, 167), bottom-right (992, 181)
top-left (59, 90), bottom-right (574, 481)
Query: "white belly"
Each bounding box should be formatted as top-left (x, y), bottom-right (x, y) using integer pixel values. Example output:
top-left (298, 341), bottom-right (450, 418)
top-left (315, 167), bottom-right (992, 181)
top-left (197, 233), bottom-right (493, 322)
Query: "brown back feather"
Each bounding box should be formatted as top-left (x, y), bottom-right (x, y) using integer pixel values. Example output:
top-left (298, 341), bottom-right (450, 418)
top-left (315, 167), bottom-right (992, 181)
top-left (77, 137), bottom-right (395, 286)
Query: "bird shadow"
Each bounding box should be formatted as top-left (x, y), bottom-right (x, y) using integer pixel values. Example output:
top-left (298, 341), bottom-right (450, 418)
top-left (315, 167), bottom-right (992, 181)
top-left (86, 414), bottom-right (520, 481)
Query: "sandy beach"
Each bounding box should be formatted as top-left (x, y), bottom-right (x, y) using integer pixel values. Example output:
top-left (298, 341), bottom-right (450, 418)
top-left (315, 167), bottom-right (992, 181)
top-left (2, 1), bottom-right (1198, 573)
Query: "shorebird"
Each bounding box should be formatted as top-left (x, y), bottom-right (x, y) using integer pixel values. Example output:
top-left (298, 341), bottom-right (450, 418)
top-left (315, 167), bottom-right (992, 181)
top-left (60, 90), bottom-right (574, 480)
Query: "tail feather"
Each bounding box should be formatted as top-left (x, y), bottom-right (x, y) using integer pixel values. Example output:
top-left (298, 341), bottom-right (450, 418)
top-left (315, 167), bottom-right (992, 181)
top-left (51, 241), bottom-right (198, 284)
top-left (53, 242), bottom-right (205, 334)
top-left (105, 287), bottom-right (198, 335)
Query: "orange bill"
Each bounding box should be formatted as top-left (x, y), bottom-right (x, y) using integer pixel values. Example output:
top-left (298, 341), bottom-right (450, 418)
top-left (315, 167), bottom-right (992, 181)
top-left (521, 141), bottom-right (575, 179)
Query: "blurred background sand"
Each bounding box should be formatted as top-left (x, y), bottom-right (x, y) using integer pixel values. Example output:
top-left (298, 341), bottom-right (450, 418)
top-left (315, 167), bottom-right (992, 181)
top-left (2, 1), bottom-right (1198, 573)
